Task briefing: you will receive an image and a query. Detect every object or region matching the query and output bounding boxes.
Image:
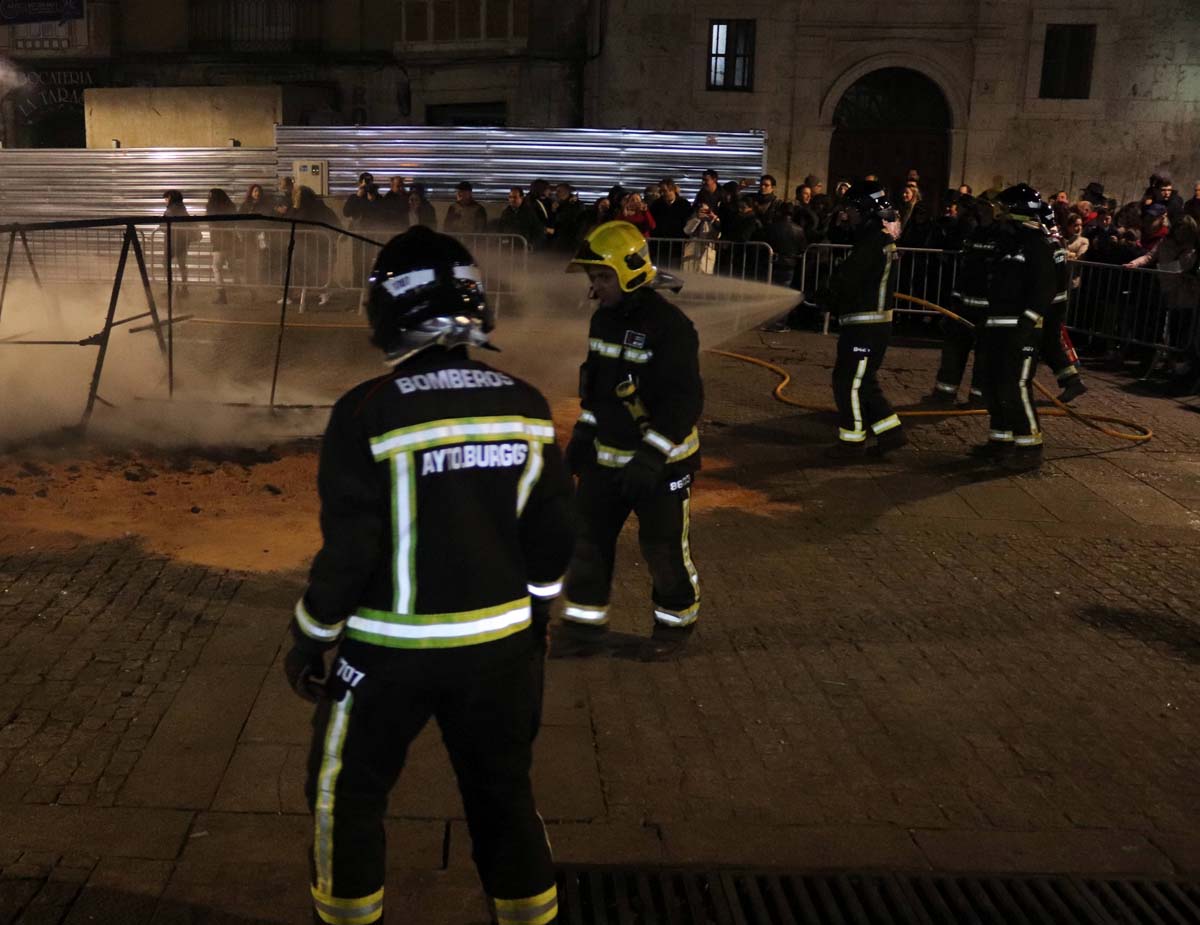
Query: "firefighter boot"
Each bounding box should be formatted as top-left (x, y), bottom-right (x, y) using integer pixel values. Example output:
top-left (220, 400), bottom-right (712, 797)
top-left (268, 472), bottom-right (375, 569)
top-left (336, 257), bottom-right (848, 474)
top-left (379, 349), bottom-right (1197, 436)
top-left (550, 621), bottom-right (608, 658)
top-left (1057, 376), bottom-right (1088, 404)
top-left (642, 622), bottom-right (695, 662)
top-left (825, 441), bottom-right (868, 462)
top-left (1002, 447), bottom-right (1044, 472)
top-left (870, 427), bottom-right (909, 457)
top-left (968, 442), bottom-right (1014, 461)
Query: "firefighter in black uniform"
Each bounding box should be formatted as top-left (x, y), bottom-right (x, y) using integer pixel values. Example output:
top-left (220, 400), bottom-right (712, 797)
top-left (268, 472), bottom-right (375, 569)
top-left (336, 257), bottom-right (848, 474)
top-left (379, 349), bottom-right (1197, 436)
top-left (1038, 201), bottom-right (1088, 403)
top-left (560, 220), bottom-right (703, 644)
top-left (931, 196), bottom-right (1001, 405)
top-left (825, 181), bottom-right (907, 459)
top-left (972, 184), bottom-right (1058, 470)
top-left (283, 227), bottom-right (572, 925)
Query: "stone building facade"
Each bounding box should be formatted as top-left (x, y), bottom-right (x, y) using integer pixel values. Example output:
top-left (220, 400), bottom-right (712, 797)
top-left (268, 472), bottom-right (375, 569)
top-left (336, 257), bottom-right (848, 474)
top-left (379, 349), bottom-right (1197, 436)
top-left (1, 0), bottom-right (587, 148)
top-left (584, 0), bottom-right (1200, 202)
top-left (1, 0), bottom-right (1197, 203)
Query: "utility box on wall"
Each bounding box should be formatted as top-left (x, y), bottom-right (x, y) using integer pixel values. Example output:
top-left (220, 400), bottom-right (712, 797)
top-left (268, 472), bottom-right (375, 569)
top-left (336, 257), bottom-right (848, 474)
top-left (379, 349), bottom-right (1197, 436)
top-left (293, 159), bottom-right (329, 196)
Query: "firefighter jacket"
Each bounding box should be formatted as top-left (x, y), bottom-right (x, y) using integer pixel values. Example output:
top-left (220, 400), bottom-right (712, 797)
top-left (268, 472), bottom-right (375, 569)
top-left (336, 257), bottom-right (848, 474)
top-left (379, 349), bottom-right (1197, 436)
top-left (1049, 234), bottom-right (1070, 312)
top-left (951, 224), bottom-right (998, 315)
top-left (574, 287), bottom-right (703, 475)
top-left (825, 226), bottom-right (898, 324)
top-left (292, 347), bottom-right (573, 655)
top-left (983, 222), bottom-right (1058, 321)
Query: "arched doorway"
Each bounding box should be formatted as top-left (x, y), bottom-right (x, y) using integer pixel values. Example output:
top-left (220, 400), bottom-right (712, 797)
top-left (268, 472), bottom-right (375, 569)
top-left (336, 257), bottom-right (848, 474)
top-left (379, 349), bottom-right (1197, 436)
top-left (828, 67), bottom-right (951, 211)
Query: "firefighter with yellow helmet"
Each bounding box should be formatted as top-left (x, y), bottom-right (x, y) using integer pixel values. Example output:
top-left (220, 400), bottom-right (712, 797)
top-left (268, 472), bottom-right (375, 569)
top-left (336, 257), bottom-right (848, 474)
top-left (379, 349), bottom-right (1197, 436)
top-left (560, 220), bottom-right (704, 650)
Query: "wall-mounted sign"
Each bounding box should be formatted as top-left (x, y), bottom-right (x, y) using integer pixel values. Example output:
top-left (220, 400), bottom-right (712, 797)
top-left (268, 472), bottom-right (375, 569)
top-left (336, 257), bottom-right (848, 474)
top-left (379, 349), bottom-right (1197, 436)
top-left (6, 66), bottom-right (99, 124)
top-left (0, 0), bottom-right (85, 26)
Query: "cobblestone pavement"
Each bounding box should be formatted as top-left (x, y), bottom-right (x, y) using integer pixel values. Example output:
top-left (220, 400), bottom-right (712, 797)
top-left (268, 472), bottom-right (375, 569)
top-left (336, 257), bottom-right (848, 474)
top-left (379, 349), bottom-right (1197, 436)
top-left (2, 330), bottom-right (1199, 923)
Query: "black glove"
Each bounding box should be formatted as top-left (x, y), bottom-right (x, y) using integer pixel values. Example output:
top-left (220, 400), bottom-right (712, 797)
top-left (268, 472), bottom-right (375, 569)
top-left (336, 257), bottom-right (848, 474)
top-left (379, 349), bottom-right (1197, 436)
top-left (284, 641), bottom-right (328, 703)
top-left (564, 428), bottom-right (596, 476)
top-left (615, 447), bottom-right (666, 503)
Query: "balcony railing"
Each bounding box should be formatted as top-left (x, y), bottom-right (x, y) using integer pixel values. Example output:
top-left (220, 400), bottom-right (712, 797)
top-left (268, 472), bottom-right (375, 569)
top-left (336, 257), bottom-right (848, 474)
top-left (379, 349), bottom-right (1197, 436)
top-left (188, 0), bottom-right (321, 53)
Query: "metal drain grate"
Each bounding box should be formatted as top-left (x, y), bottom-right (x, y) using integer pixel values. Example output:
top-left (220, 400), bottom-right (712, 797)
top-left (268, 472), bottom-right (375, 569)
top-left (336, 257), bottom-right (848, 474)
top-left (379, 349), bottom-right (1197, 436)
top-left (554, 868), bottom-right (1200, 924)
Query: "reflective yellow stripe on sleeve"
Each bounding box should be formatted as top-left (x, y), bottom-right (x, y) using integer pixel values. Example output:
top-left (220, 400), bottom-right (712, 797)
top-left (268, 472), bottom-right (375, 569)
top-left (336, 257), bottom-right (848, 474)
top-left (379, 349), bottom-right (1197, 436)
top-left (595, 428), bottom-right (699, 467)
top-left (295, 598), bottom-right (345, 643)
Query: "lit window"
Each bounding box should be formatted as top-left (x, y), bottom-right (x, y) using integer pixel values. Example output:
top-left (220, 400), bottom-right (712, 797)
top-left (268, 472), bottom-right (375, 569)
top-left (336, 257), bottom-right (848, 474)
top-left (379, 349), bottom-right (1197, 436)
top-left (707, 20), bottom-right (755, 92)
top-left (1039, 24), bottom-right (1096, 100)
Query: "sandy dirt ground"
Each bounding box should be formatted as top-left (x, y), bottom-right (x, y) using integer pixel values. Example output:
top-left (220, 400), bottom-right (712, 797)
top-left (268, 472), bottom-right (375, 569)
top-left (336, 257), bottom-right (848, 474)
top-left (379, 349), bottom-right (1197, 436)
top-left (0, 397), bottom-right (797, 573)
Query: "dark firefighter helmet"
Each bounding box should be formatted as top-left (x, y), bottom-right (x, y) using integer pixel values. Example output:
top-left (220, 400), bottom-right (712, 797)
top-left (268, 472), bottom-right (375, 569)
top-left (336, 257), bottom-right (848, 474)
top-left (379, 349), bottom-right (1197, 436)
top-left (996, 183), bottom-right (1046, 224)
top-left (1036, 200), bottom-right (1060, 237)
top-left (366, 226), bottom-right (493, 361)
top-left (843, 180), bottom-right (897, 222)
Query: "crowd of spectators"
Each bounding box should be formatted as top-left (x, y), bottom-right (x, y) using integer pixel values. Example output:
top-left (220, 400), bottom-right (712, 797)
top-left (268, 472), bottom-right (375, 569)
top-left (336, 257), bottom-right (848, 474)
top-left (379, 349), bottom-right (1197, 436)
top-left (161, 166), bottom-right (1200, 388)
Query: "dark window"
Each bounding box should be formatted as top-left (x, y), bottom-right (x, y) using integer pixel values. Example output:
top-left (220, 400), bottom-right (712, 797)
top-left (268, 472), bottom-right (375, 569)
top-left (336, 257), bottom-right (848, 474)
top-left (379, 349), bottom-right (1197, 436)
top-left (1039, 24), bottom-right (1096, 99)
top-left (189, 0), bottom-right (321, 53)
top-left (707, 20), bottom-right (755, 92)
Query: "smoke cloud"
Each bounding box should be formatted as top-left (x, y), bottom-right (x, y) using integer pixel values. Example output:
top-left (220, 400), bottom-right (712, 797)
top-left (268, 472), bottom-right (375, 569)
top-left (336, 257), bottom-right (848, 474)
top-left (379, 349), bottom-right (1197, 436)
top-left (0, 248), bottom-right (793, 448)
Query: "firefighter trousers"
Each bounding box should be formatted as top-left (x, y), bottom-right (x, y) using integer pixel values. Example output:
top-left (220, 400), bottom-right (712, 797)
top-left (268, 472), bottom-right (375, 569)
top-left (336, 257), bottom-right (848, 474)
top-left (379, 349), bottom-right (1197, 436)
top-left (934, 313), bottom-right (985, 399)
top-left (563, 466), bottom-right (700, 628)
top-left (305, 638), bottom-right (557, 925)
top-left (1040, 304), bottom-right (1080, 383)
top-left (980, 315), bottom-right (1043, 447)
top-left (833, 322), bottom-right (901, 443)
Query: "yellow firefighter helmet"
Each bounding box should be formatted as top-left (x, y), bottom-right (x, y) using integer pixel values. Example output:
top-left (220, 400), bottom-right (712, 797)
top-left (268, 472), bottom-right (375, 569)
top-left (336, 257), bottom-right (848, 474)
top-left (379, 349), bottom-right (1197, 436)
top-left (567, 220), bottom-right (658, 292)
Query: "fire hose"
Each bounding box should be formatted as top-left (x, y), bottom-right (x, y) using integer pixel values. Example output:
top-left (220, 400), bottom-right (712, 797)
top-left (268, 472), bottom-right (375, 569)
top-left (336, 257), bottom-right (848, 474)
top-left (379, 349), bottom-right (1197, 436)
top-left (710, 293), bottom-right (1153, 444)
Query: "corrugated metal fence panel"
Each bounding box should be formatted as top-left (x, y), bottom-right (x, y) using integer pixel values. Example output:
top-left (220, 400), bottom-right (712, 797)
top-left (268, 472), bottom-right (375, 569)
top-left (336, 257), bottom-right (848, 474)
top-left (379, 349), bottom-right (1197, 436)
top-left (0, 148), bottom-right (279, 223)
top-left (274, 126), bottom-right (767, 203)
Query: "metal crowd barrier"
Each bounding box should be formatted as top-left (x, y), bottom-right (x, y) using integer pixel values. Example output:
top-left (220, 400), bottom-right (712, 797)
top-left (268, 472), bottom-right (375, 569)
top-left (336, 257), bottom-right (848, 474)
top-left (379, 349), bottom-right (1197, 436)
top-left (140, 223), bottom-right (529, 311)
top-left (647, 237), bottom-right (776, 286)
top-left (798, 242), bottom-right (1199, 354)
top-left (1067, 259), bottom-right (1199, 355)
top-left (0, 217), bottom-right (530, 312)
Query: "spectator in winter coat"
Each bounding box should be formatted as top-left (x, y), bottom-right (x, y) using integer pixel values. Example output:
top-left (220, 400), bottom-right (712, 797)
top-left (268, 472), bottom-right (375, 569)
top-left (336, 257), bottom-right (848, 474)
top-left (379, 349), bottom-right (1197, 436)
top-left (382, 177), bottom-right (408, 226)
top-left (1127, 203), bottom-right (1170, 264)
top-left (406, 184), bottom-right (438, 229)
top-left (1186, 182), bottom-right (1200, 224)
top-left (649, 179), bottom-right (693, 240)
top-left (205, 187), bottom-right (237, 304)
top-left (237, 184), bottom-right (271, 286)
top-left (756, 174), bottom-right (785, 224)
top-left (1127, 205), bottom-right (1178, 268)
top-left (1085, 208), bottom-right (1116, 245)
top-left (791, 185), bottom-right (820, 236)
top-left (693, 169), bottom-right (722, 213)
top-left (898, 185), bottom-right (920, 229)
top-left (580, 196), bottom-right (614, 236)
top-left (273, 177), bottom-right (296, 217)
top-left (761, 207), bottom-right (805, 287)
top-left (239, 184), bottom-right (266, 215)
top-left (682, 203), bottom-right (721, 274)
top-left (442, 181), bottom-right (489, 235)
top-left (550, 183), bottom-right (586, 253)
top-left (1062, 214), bottom-right (1090, 261)
top-left (342, 172), bottom-right (380, 230)
top-left (520, 179), bottom-right (552, 249)
top-left (161, 189), bottom-right (194, 294)
top-left (292, 187), bottom-right (340, 306)
top-left (496, 187), bottom-right (524, 235)
top-left (619, 192), bottom-right (656, 238)
top-left (724, 197), bottom-right (763, 244)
